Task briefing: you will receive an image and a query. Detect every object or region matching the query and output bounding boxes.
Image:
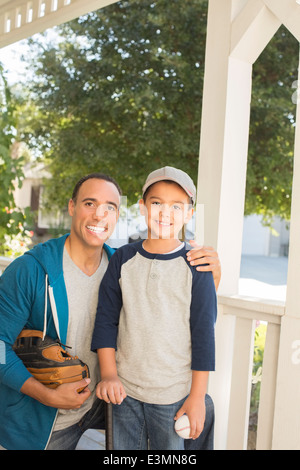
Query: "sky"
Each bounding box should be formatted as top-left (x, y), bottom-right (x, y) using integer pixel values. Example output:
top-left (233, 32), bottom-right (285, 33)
top-left (0, 28), bottom-right (60, 85)
top-left (0, 40), bottom-right (30, 85)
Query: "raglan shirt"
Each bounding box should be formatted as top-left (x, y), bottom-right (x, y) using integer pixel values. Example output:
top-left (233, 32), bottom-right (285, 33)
top-left (91, 240), bottom-right (217, 406)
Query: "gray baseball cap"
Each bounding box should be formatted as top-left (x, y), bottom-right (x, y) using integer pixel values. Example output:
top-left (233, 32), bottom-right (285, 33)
top-left (142, 166), bottom-right (197, 205)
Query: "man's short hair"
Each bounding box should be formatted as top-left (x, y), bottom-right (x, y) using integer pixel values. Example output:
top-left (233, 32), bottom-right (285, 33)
top-left (71, 173), bottom-right (122, 202)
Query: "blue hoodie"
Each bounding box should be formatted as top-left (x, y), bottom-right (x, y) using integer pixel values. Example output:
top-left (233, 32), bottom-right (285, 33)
top-left (0, 234), bottom-right (115, 450)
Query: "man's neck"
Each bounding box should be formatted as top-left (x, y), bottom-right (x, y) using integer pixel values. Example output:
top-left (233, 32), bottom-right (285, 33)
top-left (65, 235), bottom-right (103, 276)
top-left (143, 238), bottom-right (182, 254)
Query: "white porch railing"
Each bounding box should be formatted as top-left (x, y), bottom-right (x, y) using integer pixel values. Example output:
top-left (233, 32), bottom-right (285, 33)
top-left (216, 294), bottom-right (285, 450)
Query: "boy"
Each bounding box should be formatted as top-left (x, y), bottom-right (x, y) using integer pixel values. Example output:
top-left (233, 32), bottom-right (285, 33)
top-left (91, 166), bottom-right (217, 450)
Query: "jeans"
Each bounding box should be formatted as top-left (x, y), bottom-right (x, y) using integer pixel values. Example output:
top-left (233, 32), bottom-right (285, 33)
top-left (112, 395), bottom-right (186, 450)
top-left (46, 394), bottom-right (214, 450)
top-left (46, 399), bottom-right (105, 450)
top-left (112, 394), bottom-right (215, 451)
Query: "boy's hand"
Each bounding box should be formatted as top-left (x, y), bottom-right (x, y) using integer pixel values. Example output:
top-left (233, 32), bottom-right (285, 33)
top-left (186, 241), bottom-right (221, 290)
top-left (96, 376), bottom-right (126, 405)
top-left (174, 394), bottom-right (206, 440)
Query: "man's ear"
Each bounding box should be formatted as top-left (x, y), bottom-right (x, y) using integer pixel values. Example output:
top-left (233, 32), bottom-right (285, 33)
top-left (115, 208), bottom-right (120, 223)
top-left (68, 198), bottom-right (75, 217)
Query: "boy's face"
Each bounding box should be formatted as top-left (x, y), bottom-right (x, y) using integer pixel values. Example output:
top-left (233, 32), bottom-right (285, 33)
top-left (139, 181), bottom-right (193, 240)
top-left (68, 178), bottom-right (120, 248)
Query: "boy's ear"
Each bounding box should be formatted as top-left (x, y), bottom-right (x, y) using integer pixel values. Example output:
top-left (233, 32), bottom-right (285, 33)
top-left (184, 207), bottom-right (194, 224)
top-left (139, 199), bottom-right (146, 216)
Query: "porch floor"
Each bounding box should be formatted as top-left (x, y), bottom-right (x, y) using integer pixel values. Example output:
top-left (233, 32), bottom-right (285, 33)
top-left (75, 429), bottom-right (106, 450)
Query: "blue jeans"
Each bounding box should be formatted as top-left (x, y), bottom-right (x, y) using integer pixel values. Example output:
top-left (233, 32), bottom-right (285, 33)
top-left (112, 395), bottom-right (186, 450)
top-left (46, 399), bottom-right (105, 450)
top-left (46, 394), bottom-right (214, 450)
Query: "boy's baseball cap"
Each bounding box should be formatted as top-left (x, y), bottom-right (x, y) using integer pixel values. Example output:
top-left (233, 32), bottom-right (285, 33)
top-left (142, 166), bottom-right (197, 205)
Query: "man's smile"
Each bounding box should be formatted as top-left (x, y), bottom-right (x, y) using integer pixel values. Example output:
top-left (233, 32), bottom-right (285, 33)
top-left (86, 225), bottom-right (108, 234)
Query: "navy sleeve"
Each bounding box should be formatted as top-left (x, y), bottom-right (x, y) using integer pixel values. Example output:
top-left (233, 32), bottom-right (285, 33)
top-left (91, 249), bottom-right (123, 351)
top-left (190, 269), bottom-right (217, 371)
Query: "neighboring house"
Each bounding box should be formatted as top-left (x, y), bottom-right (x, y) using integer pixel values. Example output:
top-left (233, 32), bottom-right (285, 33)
top-left (242, 215), bottom-right (290, 257)
top-left (13, 162), bottom-right (70, 241)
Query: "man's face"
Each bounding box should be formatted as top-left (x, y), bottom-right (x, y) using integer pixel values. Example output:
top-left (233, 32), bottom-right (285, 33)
top-left (68, 178), bottom-right (120, 248)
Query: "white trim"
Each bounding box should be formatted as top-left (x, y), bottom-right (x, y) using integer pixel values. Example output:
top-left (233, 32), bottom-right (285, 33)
top-left (43, 274), bottom-right (48, 340)
top-left (48, 285), bottom-right (61, 341)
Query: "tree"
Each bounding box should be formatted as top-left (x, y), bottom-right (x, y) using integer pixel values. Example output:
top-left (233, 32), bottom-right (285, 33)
top-left (0, 65), bottom-right (32, 256)
top-left (246, 26), bottom-right (298, 224)
top-left (20, 0), bottom-right (207, 207)
top-left (19, 0), bottom-right (298, 222)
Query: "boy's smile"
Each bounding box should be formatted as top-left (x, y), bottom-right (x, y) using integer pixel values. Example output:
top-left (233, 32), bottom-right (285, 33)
top-left (156, 220), bottom-right (172, 227)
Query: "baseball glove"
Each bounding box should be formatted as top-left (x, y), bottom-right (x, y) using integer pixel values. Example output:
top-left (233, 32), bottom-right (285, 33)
top-left (13, 329), bottom-right (89, 392)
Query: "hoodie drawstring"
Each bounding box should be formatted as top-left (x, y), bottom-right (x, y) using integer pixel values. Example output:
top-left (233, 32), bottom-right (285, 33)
top-left (43, 274), bottom-right (61, 341)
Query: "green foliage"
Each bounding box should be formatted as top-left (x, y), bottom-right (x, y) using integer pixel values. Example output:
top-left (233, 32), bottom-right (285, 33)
top-left (253, 324), bottom-right (266, 364)
top-left (246, 26), bottom-right (298, 224)
top-left (20, 0), bottom-right (207, 208)
top-left (0, 65), bottom-right (32, 255)
top-left (1, 222), bottom-right (33, 258)
top-left (250, 323), bottom-right (267, 423)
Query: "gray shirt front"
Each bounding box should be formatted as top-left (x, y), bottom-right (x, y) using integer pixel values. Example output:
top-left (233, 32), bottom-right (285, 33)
top-left (54, 247), bottom-right (108, 431)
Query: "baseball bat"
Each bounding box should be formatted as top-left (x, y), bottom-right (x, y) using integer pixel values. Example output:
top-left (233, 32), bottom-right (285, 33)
top-left (105, 402), bottom-right (114, 450)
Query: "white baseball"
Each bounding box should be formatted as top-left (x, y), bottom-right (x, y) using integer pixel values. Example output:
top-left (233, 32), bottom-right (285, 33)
top-left (174, 414), bottom-right (191, 439)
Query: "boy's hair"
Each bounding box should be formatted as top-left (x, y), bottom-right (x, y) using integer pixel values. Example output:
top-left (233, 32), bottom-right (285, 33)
top-left (71, 173), bottom-right (122, 202)
top-left (142, 180), bottom-right (193, 206)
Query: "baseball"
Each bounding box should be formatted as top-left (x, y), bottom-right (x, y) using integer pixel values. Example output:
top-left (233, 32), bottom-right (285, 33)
top-left (174, 414), bottom-right (191, 439)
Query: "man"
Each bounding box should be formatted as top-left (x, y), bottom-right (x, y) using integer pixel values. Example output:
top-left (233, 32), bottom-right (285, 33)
top-left (0, 173), bottom-right (221, 450)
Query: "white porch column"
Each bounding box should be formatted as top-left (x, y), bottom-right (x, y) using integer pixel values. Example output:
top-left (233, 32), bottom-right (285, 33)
top-left (197, 0), bottom-right (252, 295)
top-left (272, 47), bottom-right (300, 450)
top-left (196, 0), bottom-right (253, 449)
top-left (196, 0), bottom-right (284, 449)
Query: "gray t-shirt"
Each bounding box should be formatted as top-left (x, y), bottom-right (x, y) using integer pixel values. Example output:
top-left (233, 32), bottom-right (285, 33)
top-left (54, 247), bottom-right (108, 431)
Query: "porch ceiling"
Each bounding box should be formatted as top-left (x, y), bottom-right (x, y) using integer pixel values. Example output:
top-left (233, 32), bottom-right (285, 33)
top-left (0, 0), bottom-right (118, 48)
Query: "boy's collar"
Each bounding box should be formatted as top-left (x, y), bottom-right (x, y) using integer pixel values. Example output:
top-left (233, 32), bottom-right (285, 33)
top-left (137, 240), bottom-right (187, 260)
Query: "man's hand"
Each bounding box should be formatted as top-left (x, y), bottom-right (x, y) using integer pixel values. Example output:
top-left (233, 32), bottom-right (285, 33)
top-left (186, 241), bottom-right (221, 290)
top-left (20, 376), bottom-right (91, 409)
